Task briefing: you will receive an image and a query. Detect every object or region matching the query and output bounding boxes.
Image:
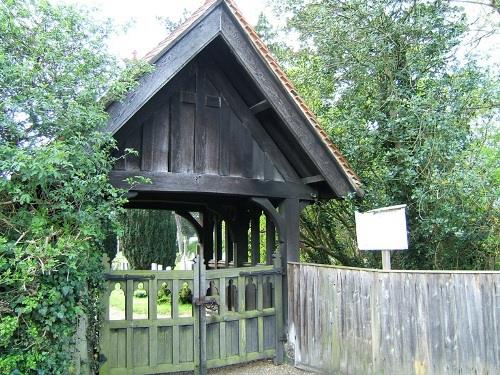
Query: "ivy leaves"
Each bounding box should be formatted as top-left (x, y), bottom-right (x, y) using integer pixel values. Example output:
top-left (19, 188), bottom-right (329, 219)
top-left (0, 0), bottom-right (148, 373)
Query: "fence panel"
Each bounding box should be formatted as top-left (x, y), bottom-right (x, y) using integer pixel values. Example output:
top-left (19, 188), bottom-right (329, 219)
top-left (288, 263), bottom-right (500, 375)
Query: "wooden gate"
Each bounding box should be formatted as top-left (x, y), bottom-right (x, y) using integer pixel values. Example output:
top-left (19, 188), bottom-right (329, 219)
top-left (99, 255), bottom-right (283, 374)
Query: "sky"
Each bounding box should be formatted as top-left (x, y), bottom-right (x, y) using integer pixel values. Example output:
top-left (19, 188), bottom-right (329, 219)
top-left (54, 0), bottom-right (272, 60)
top-left (52, 0), bottom-right (498, 66)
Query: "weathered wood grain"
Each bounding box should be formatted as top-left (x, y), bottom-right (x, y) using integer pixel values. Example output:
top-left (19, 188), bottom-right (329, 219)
top-left (219, 7), bottom-right (355, 197)
top-left (288, 263), bottom-right (500, 375)
top-left (109, 170), bottom-right (316, 199)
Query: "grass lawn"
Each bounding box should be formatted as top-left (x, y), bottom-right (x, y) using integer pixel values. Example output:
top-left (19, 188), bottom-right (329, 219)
top-left (109, 290), bottom-right (192, 320)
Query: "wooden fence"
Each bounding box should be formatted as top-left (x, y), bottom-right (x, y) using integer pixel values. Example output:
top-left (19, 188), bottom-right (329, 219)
top-left (287, 263), bottom-right (500, 375)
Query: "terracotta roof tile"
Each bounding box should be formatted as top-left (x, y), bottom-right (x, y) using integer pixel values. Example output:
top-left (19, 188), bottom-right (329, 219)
top-left (142, 0), bottom-right (361, 190)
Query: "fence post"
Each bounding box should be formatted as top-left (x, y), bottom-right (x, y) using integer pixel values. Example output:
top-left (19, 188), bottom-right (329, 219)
top-left (193, 252), bottom-right (207, 375)
top-left (273, 251), bottom-right (284, 364)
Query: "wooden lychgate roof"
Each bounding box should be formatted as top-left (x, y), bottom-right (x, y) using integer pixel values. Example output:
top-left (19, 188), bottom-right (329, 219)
top-left (106, 0), bottom-right (362, 199)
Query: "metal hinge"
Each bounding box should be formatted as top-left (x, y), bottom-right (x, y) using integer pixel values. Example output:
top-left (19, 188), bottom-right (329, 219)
top-left (194, 296), bottom-right (220, 312)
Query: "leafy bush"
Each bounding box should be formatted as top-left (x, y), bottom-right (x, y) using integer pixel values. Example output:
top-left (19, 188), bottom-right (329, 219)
top-left (133, 283), bottom-right (148, 298)
top-left (269, 0), bottom-right (500, 270)
top-left (178, 282), bottom-right (193, 304)
top-left (0, 1), bottom-right (149, 373)
top-left (157, 282), bottom-right (172, 305)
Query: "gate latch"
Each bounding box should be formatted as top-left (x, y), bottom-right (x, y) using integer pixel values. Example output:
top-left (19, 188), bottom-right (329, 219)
top-left (194, 296), bottom-right (219, 311)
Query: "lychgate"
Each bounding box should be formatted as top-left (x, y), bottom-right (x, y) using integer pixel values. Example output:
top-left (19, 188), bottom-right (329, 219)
top-left (100, 0), bottom-right (362, 374)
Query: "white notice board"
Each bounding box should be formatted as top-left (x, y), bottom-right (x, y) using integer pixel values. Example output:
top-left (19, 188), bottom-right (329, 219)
top-left (355, 204), bottom-right (409, 251)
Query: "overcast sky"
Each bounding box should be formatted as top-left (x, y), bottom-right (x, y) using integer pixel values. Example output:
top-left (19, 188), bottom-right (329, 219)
top-left (53, 0), bottom-right (272, 59)
top-left (52, 0), bottom-right (498, 67)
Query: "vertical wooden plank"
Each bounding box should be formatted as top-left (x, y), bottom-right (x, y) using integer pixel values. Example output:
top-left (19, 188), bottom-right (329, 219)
top-left (241, 122), bottom-right (254, 179)
top-left (99, 283), bottom-right (112, 375)
top-left (228, 109), bottom-right (243, 177)
top-left (201, 73), bottom-right (221, 174)
top-left (194, 69), bottom-right (207, 174)
top-left (125, 123), bottom-right (142, 171)
top-left (238, 273), bottom-right (247, 360)
top-left (199, 257), bottom-right (207, 374)
top-left (219, 97), bottom-right (231, 176)
top-left (219, 276), bottom-right (227, 360)
top-left (257, 275), bottom-right (264, 354)
top-left (125, 279), bottom-right (134, 370)
top-left (141, 117), bottom-right (153, 171)
top-left (148, 277), bottom-right (157, 368)
top-left (273, 252), bottom-right (284, 364)
top-left (280, 198), bottom-right (300, 263)
top-left (152, 104), bottom-right (169, 172)
top-left (263, 152), bottom-right (276, 181)
top-left (228, 109), bottom-right (253, 178)
top-left (172, 278), bottom-right (180, 366)
top-left (193, 256), bottom-right (201, 375)
top-left (251, 141), bottom-right (265, 180)
top-left (170, 91), bottom-right (195, 173)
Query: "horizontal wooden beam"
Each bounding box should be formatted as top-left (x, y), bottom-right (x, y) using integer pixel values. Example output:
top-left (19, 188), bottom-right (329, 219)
top-left (110, 171), bottom-right (317, 199)
top-left (249, 99), bottom-right (270, 114)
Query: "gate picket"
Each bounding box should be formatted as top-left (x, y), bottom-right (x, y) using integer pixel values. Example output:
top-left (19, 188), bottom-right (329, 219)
top-left (99, 257), bottom-right (282, 374)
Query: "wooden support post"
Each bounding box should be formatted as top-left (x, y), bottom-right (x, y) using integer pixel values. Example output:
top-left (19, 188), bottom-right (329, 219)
top-left (280, 198), bottom-right (300, 263)
top-left (273, 251), bottom-right (284, 364)
top-left (215, 218), bottom-right (222, 269)
top-left (193, 254), bottom-right (207, 375)
top-left (251, 212), bottom-right (260, 265)
top-left (225, 223), bottom-right (232, 266)
top-left (382, 250), bottom-right (392, 270)
top-left (202, 212), bottom-right (214, 267)
top-left (265, 215), bottom-right (275, 265)
top-left (279, 198), bottom-right (301, 338)
top-left (234, 215), bottom-right (249, 267)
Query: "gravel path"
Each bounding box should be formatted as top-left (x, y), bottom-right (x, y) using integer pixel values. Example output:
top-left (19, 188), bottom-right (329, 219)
top-left (168, 360), bottom-right (314, 375)
top-left (207, 360), bottom-right (314, 374)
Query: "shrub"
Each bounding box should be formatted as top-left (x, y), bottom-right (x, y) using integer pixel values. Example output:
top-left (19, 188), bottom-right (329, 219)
top-left (157, 282), bottom-right (172, 305)
top-left (178, 282), bottom-right (193, 304)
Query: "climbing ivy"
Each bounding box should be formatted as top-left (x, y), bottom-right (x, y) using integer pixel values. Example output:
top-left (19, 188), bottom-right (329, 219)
top-left (0, 0), bottom-right (150, 373)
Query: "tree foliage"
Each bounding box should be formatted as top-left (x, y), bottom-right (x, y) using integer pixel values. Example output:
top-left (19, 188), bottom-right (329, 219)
top-left (264, 0), bottom-right (500, 269)
top-left (0, 0), bottom-right (149, 373)
top-left (120, 209), bottom-right (178, 270)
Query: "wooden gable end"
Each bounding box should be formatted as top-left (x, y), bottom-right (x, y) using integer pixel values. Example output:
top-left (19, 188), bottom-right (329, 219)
top-left (110, 56), bottom-right (312, 198)
top-left (106, 0), bottom-right (362, 199)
